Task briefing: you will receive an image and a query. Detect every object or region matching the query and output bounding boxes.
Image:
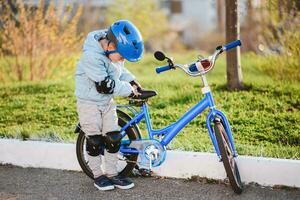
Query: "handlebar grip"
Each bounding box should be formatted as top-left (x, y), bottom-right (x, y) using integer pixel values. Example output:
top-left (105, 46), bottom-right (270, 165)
top-left (223, 40), bottom-right (242, 51)
top-left (156, 65), bottom-right (172, 74)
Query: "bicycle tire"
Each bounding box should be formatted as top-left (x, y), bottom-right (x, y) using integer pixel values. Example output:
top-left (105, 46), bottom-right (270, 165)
top-left (214, 118), bottom-right (243, 194)
top-left (76, 109), bottom-right (141, 180)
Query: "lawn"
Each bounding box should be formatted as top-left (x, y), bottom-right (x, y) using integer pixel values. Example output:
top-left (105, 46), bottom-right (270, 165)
top-left (0, 52), bottom-right (299, 159)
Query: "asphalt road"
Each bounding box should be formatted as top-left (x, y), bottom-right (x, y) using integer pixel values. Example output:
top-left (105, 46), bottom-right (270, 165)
top-left (0, 165), bottom-right (299, 200)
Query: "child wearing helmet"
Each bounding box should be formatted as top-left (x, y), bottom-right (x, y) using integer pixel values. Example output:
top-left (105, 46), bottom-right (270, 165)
top-left (75, 20), bottom-right (143, 191)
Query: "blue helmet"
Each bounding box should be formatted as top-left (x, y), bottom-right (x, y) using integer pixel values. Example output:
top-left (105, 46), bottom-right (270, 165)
top-left (107, 20), bottom-right (144, 62)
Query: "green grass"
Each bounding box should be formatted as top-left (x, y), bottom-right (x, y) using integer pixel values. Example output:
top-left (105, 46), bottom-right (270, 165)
top-left (0, 52), bottom-right (299, 159)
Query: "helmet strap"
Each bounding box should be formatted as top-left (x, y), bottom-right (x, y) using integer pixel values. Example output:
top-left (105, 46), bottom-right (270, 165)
top-left (105, 50), bottom-right (118, 56)
top-left (104, 40), bottom-right (118, 57)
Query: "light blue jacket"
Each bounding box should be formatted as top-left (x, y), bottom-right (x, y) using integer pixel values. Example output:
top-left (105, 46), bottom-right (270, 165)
top-left (75, 29), bottom-right (135, 105)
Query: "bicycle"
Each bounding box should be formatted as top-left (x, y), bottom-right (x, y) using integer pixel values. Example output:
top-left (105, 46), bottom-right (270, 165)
top-left (75, 40), bottom-right (243, 194)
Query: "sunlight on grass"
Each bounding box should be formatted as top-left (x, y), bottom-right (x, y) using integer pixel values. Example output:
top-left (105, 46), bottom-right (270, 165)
top-left (0, 52), bottom-right (299, 159)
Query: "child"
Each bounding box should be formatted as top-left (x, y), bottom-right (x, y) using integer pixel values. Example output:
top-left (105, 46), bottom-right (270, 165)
top-left (75, 20), bottom-right (143, 191)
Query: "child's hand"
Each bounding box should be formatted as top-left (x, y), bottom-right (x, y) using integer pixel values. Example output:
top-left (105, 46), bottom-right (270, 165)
top-left (129, 86), bottom-right (141, 98)
top-left (132, 84), bottom-right (140, 92)
top-left (130, 80), bottom-right (142, 92)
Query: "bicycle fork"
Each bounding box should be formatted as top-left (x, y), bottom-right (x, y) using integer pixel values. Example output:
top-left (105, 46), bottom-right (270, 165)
top-left (206, 109), bottom-right (238, 160)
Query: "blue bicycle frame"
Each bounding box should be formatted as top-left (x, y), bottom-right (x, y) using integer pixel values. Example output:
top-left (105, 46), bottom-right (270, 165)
top-left (119, 40), bottom-right (242, 160)
top-left (119, 90), bottom-right (238, 159)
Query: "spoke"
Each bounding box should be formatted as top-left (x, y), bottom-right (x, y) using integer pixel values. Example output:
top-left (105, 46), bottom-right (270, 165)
top-left (229, 156), bottom-right (234, 167)
top-left (221, 131), bottom-right (235, 168)
top-left (222, 137), bottom-right (231, 155)
top-left (221, 131), bottom-right (233, 155)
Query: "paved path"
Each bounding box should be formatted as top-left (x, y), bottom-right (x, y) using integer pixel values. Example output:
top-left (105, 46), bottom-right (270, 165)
top-left (0, 165), bottom-right (299, 200)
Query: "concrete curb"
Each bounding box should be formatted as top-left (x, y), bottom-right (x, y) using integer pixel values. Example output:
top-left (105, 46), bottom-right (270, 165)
top-left (0, 139), bottom-right (299, 187)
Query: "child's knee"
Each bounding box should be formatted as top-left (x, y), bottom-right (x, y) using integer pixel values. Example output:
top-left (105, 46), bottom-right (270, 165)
top-left (86, 135), bottom-right (105, 156)
top-left (104, 131), bottom-right (122, 153)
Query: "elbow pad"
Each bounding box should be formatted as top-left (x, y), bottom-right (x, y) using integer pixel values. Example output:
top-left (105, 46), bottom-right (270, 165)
top-left (95, 76), bottom-right (115, 94)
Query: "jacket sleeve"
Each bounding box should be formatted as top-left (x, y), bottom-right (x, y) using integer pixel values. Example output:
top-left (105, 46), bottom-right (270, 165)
top-left (113, 79), bottom-right (133, 97)
top-left (119, 62), bottom-right (136, 82)
top-left (80, 52), bottom-right (107, 82)
top-left (81, 53), bottom-right (133, 97)
top-left (112, 62), bottom-right (133, 97)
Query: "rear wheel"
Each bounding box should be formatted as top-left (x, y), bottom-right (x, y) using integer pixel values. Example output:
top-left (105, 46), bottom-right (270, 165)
top-left (76, 110), bottom-right (141, 179)
top-left (214, 118), bottom-right (243, 194)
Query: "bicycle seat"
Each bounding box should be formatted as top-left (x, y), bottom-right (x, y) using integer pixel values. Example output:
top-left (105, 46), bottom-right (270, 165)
top-left (132, 89), bottom-right (157, 100)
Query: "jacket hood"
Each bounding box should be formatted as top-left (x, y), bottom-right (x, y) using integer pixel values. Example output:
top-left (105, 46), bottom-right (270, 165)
top-left (83, 29), bottom-right (108, 54)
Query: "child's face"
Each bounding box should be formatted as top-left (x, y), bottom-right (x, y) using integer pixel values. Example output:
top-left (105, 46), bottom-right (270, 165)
top-left (107, 43), bottom-right (124, 62)
top-left (109, 52), bottom-right (124, 62)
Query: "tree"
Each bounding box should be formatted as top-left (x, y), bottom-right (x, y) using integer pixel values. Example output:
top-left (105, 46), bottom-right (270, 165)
top-left (259, 0), bottom-right (300, 82)
top-left (225, 0), bottom-right (243, 90)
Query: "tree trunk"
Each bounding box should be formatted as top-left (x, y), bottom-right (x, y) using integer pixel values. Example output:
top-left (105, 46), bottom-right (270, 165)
top-left (225, 0), bottom-right (243, 90)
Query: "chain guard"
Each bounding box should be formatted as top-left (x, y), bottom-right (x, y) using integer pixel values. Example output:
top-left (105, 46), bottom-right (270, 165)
top-left (129, 139), bottom-right (166, 168)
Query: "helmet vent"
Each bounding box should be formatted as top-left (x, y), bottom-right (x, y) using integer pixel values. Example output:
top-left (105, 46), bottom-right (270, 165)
top-left (132, 40), bottom-right (138, 49)
top-left (123, 26), bottom-right (130, 35)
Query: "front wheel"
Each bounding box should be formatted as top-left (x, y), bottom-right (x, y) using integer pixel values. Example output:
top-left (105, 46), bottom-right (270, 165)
top-left (76, 110), bottom-right (141, 180)
top-left (214, 118), bottom-right (243, 194)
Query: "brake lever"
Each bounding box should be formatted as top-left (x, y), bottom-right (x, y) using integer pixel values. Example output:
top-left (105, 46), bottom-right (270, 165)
top-left (166, 56), bottom-right (175, 69)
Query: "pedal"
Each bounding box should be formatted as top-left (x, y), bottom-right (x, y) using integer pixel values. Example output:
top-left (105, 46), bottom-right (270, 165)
top-left (132, 166), bottom-right (153, 177)
top-left (138, 168), bottom-right (153, 177)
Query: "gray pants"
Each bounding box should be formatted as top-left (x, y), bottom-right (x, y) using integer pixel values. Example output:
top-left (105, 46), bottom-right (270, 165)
top-left (77, 100), bottom-right (119, 178)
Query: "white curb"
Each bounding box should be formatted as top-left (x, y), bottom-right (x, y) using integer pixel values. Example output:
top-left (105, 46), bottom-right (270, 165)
top-left (0, 139), bottom-right (299, 188)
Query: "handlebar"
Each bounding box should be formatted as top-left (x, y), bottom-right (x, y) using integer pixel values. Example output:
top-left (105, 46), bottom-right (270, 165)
top-left (156, 65), bottom-right (173, 73)
top-left (223, 40), bottom-right (241, 51)
top-left (155, 40), bottom-right (242, 76)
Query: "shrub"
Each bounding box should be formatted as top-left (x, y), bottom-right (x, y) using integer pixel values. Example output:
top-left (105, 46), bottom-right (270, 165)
top-left (260, 0), bottom-right (300, 83)
top-left (0, 0), bottom-right (83, 82)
